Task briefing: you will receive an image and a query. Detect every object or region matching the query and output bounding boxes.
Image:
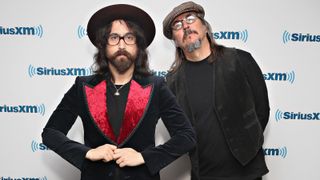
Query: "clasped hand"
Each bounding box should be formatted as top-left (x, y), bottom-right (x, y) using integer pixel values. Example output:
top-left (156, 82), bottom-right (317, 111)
top-left (85, 144), bottom-right (145, 167)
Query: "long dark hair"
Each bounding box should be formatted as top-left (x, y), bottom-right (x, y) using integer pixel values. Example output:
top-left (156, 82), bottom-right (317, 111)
top-left (92, 20), bottom-right (152, 79)
top-left (169, 16), bottom-right (224, 73)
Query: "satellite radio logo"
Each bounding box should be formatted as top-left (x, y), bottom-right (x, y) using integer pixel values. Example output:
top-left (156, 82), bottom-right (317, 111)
top-left (275, 109), bottom-right (320, 122)
top-left (28, 65), bottom-right (92, 77)
top-left (0, 176), bottom-right (47, 180)
top-left (263, 71), bottom-right (295, 84)
top-left (77, 25), bottom-right (87, 39)
top-left (264, 146), bottom-right (288, 158)
top-left (283, 30), bottom-right (320, 43)
top-left (151, 70), bottom-right (167, 77)
top-left (213, 29), bottom-right (248, 42)
top-left (0, 104), bottom-right (45, 116)
top-left (31, 140), bottom-right (49, 152)
top-left (0, 25), bottom-right (44, 38)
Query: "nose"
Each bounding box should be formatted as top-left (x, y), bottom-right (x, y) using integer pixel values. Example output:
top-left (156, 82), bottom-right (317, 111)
top-left (118, 38), bottom-right (126, 49)
top-left (182, 20), bottom-right (190, 30)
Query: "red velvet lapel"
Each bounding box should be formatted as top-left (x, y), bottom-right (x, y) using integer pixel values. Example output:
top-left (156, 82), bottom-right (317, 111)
top-left (84, 81), bottom-right (116, 142)
top-left (117, 80), bottom-right (152, 145)
top-left (84, 79), bottom-right (152, 145)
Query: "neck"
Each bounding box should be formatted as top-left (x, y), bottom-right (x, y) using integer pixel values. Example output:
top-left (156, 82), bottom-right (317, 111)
top-left (184, 38), bottom-right (211, 62)
top-left (109, 65), bottom-right (134, 85)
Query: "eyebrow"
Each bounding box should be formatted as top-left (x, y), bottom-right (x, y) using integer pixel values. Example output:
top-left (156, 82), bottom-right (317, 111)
top-left (109, 32), bottom-right (134, 36)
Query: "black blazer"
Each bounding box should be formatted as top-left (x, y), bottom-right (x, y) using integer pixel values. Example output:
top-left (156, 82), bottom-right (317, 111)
top-left (166, 47), bottom-right (270, 177)
top-left (42, 75), bottom-right (196, 180)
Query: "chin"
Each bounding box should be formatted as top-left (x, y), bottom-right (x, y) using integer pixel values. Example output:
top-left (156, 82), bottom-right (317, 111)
top-left (117, 57), bottom-right (129, 62)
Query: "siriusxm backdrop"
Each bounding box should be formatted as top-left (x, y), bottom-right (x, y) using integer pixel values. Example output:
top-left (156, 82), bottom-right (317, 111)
top-left (1, 0), bottom-right (319, 179)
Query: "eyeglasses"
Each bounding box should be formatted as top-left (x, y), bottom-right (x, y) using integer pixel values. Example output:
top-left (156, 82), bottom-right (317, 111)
top-left (107, 33), bottom-right (136, 46)
top-left (171, 14), bottom-right (198, 30)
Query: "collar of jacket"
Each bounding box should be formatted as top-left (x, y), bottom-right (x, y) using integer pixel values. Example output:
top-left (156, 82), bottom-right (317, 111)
top-left (82, 73), bottom-right (154, 146)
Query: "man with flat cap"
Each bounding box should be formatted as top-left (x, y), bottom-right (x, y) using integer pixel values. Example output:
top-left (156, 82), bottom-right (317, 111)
top-left (163, 1), bottom-right (270, 180)
top-left (42, 4), bottom-right (196, 180)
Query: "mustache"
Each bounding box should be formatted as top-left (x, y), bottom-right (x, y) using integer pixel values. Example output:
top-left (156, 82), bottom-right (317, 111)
top-left (114, 49), bottom-right (131, 57)
top-left (183, 29), bottom-right (198, 40)
top-left (108, 49), bottom-right (134, 61)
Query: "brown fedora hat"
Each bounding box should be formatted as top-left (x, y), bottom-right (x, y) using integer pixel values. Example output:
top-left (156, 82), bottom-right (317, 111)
top-left (87, 4), bottom-right (156, 47)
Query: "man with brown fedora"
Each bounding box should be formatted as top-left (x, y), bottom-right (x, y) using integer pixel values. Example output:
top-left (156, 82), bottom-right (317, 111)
top-left (42, 4), bottom-right (195, 180)
top-left (163, 1), bottom-right (270, 180)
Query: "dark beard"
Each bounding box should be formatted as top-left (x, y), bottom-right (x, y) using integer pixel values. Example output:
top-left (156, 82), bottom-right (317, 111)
top-left (108, 50), bottom-right (136, 74)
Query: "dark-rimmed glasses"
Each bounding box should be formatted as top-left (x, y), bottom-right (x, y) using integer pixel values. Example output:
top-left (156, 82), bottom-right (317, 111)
top-left (107, 33), bottom-right (136, 46)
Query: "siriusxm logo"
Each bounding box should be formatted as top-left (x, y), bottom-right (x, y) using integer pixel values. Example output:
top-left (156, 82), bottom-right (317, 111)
top-left (77, 25), bottom-right (87, 39)
top-left (28, 65), bottom-right (92, 77)
top-left (263, 71), bottom-right (295, 84)
top-left (0, 25), bottom-right (43, 38)
top-left (264, 146), bottom-right (287, 158)
top-left (0, 176), bottom-right (47, 180)
top-left (151, 70), bottom-right (167, 77)
top-left (275, 109), bottom-right (320, 122)
top-left (283, 30), bottom-right (320, 43)
top-left (0, 104), bottom-right (45, 116)
top-left (31, 140), bottom-right (49, 152)
top-left (213, 29), bottom-right (248, 42)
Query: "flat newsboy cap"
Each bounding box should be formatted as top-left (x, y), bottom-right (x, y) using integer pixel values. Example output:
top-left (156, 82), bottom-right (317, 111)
top-left (162, 1), bottom-right (204, 39)
top-left (87, 4), bottom-right (155, 47)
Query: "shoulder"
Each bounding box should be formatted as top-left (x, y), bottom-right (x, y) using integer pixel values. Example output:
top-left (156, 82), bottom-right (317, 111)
top-left (76, 74), bottom-right (105, 86)
top-left (77, 75), bottom-right (96, 82)
top-left (135, 75), bottom-right (165, 87)
top-left (235, 48), bottom-right (252, 59)
top-left (219, 46), bottom-right (250, 57)
top-left (148, 75), bottom-right (166, 87)
top-left (219, 47), bottom-right (255, 64)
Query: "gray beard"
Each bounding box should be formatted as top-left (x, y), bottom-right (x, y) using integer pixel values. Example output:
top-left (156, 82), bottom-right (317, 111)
top-left (186, 39), bottom-right (201, 53)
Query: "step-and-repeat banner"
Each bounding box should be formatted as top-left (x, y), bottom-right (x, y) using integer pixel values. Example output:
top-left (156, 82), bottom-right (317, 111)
top-left (1, 0), bottom-right (319, 179)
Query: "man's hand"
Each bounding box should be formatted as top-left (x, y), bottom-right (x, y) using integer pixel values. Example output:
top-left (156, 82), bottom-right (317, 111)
top-left (113, 148), bottom-right (145, 167)
top-left (85, 144), bottom-right (117, 162)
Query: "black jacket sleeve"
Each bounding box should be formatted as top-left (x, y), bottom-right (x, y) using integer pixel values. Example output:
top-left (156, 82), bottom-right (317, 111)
top-left (141, 77), bottom-right (196, 175)
top-left (236, 49), bottom-right (270, 130)
top-left (42, 77), bottom-right (90, 170)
